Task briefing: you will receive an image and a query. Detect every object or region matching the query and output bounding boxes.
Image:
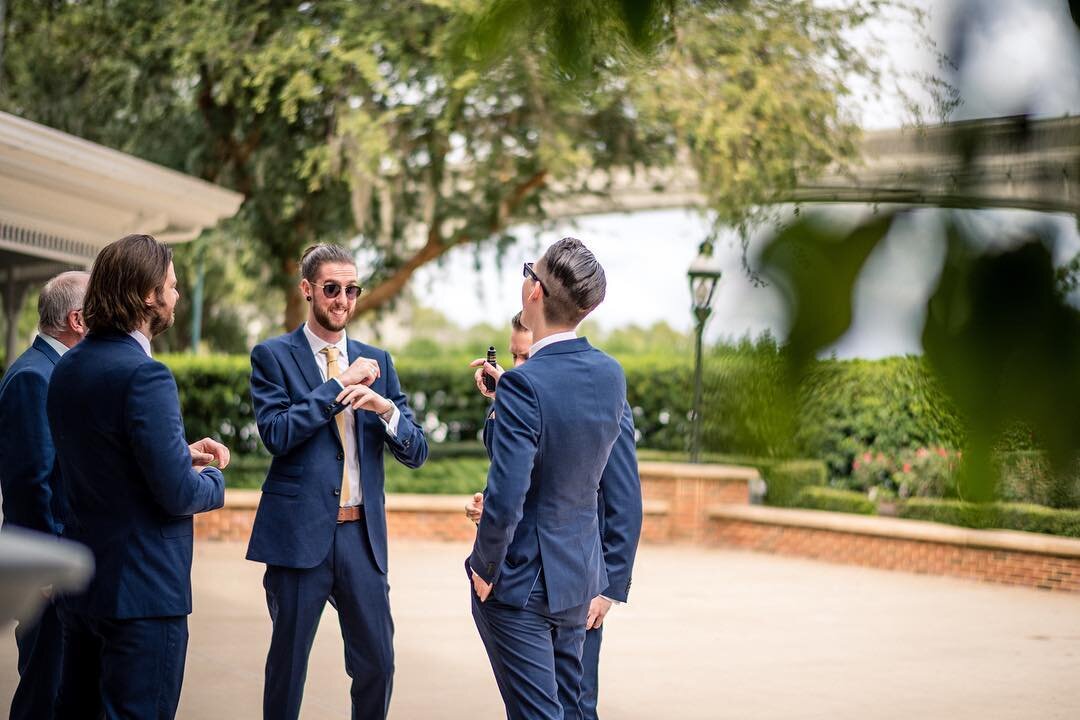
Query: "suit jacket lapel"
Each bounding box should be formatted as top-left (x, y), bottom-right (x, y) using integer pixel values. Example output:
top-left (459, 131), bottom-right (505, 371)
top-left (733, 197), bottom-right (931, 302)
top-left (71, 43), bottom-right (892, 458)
top-left (288, 325), bottom-right (324, 392)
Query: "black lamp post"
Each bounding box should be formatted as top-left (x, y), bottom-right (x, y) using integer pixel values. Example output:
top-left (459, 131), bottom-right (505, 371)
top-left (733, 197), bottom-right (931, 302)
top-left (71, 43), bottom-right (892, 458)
top-left (687, 258), bottom-right (722, 463)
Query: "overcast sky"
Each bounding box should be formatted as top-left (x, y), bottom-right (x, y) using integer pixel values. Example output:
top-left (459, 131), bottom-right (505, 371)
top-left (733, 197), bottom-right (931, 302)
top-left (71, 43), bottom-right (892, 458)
top-left (403, 0), bottom-right (1080, 358)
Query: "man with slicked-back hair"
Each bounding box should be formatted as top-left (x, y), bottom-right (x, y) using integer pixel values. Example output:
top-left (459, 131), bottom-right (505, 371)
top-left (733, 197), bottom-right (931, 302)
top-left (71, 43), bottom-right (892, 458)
top-left (47, 234), bottom-right (228, 720)
top-left (468, 237), bottom-right (640, 720)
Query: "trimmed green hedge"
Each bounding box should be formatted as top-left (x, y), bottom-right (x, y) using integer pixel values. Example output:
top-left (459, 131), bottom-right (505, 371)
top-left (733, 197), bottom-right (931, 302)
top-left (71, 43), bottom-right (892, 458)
top-left (898, 498), bottom-right (1080, 539)
top-left (160, 351), bottom-right (966, 470)
top-left (161, 354), bottom-right (261, 455)
top-left (762, 460), bottom-right (829, 508)
top-left (794, 486), bottom-right (876, 515)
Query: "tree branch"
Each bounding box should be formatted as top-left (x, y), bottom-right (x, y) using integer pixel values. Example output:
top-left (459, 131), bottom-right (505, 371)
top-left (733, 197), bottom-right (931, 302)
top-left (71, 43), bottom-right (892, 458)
top-left (354, 169), bottom-right (549, 315)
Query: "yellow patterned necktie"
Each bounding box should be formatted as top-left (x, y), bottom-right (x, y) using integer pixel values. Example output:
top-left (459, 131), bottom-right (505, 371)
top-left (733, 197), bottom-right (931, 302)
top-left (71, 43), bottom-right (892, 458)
top-left (321, 346), bottom-right (350, 506)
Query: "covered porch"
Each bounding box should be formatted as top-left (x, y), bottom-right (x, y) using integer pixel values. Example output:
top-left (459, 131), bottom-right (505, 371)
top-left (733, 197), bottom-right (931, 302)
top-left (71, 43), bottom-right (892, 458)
top-left (0, 110), bottom-right (243, 367)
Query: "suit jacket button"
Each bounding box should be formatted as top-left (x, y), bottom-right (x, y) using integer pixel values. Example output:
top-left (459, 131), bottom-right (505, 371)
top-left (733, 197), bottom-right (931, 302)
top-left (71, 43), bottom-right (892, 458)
top-left (337, 451), bottom-right (344, 461)
top-left (333, 489), bottom-right (340, 496)
top-left (326, 404), bottom-right (335, 413)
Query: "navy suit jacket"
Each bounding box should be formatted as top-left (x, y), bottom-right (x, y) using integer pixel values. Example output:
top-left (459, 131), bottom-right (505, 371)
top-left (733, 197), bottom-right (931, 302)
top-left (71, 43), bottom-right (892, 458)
top-left (246, 325), bottom-right (427, 573)
top-left (46, 331), bottom-right (225, 619)
top-left (482, 398), bottom-right (642, 603)
top-left (469, 337), bottom-right (628, 613)
top-left (0, 336), bottom-right (67, 535)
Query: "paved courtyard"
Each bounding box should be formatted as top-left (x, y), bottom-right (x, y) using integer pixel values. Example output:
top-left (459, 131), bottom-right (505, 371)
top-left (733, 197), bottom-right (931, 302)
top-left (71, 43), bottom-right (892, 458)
top-left (2, 539), bottom-right (1079, 719)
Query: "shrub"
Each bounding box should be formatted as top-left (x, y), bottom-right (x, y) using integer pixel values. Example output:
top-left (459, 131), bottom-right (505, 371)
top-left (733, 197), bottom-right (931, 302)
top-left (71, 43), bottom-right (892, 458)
top-left (161, 354), bottom-right (263, 456)
top-left (763, 460), bottom-right (828, 507)
top-left (996, 451), bottom-right (1080, 508)
top-left (794, 486), bottom-right (876, 515)
top-left (795, 357), bottom-right (965, 478)
top-left (897, 498), bottom-right (1080, 538)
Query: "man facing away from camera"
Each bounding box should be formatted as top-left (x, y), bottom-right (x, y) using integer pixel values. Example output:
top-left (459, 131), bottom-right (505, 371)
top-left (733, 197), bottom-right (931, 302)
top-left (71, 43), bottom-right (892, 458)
top-left (468, 237), bottom-right (641, 720)
top-left (468, 308), bottom-right (642, 720)
top-left (47, 234), bottom-right (228, 719)
top-left (246, 243), bottom-right (428, 720)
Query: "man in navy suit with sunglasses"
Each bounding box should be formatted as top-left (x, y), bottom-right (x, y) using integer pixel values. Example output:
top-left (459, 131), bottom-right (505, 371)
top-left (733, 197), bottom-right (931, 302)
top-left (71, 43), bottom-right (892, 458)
top-left (247, 244), bottom-right (428, 720)
top-left (469, 238), bottom-right (641, 720)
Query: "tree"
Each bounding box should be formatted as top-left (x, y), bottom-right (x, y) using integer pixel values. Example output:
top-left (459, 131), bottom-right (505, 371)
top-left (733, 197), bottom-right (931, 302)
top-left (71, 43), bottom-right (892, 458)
top-left (1, 0), bottom-right (893, 330)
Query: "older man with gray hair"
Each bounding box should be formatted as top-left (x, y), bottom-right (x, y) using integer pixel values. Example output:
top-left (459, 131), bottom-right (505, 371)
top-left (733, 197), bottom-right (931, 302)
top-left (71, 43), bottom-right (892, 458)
top-left (0, 270), bottom-right (89, 720)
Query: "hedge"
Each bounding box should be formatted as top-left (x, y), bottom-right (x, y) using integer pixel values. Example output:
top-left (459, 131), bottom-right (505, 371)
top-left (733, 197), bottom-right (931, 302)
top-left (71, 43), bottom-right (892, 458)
top-left (761, 460), bottom-right (829, 508)
top-left (897, 498), bottom-right (1080, 539)
top-left (161, 352), bottom-right (964, 461)
top-left (793, 486), bottom-right (876, 515)
top-left (156, 352), bottom-right (1073, 506)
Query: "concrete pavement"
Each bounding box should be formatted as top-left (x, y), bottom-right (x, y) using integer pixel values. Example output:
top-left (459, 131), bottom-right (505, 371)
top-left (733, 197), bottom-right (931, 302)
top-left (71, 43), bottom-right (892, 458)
top-left (3, 540), bottom-right (1079, 718)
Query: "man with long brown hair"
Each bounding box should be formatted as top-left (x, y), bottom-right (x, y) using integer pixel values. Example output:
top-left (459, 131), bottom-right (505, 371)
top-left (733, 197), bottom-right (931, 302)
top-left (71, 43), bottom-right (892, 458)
top-left (46, 233), bottom-right (229, 719)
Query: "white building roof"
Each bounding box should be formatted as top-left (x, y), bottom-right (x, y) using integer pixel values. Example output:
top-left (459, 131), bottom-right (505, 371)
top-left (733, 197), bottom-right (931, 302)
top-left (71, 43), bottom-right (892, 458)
top-left (0, 110), bottom-right (243, 268)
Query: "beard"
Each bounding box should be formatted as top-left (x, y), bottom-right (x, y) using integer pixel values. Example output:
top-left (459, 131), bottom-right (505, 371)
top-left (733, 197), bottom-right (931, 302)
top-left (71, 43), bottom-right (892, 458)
top-left (148, 293), bottom-right (175, 337)
top-left (312, 301), bottom-right (352, 332)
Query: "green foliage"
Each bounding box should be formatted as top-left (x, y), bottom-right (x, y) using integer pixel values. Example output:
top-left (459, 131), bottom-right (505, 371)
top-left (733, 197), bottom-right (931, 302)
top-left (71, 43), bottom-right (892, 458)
top-left (922, 230), bottom-right (1080, 502)
top-left (762, 460), bottom-right (829, 508)
top-left (160, 354), bottom-right (263, 456)
top-left (794, 486), bottom-right (876, 515)
top-left (384, 457), bottom-right (490, 495)
top-left (794, 357), bottom-right (965, 479)
top-left (1, 0), bottom-right (893, 329)
top-left (996, 452), bottom-right (1080, 509)
top-left (898, 498), bottom-right (1080, 539)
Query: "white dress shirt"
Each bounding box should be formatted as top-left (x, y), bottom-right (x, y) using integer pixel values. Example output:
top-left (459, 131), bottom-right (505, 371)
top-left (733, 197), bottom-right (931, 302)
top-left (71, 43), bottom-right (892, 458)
top-left (528, 330), bottom-right (577, 356)
top-left (128, 330), bottom-right (152, 357)
top-left (303, 325), bottom-right (401, 507)
top-left (39, 333), bottom-right (69, 357)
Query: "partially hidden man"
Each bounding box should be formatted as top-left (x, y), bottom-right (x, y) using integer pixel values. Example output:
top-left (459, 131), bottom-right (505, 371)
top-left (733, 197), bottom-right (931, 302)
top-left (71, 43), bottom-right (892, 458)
top-left (47, 235), bottom-right (228, 719)
top-left (469, 238), bottom-right (636, 720)
top-left (0, 270), bottom-right (87, 720)
top-left (246, 244), bottom-right (428, 720)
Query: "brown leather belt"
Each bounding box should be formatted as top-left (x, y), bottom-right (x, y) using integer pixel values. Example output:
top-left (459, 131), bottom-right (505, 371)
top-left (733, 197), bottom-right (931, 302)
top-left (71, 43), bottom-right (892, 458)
top-left (337, 505), bottom-right (362, 523)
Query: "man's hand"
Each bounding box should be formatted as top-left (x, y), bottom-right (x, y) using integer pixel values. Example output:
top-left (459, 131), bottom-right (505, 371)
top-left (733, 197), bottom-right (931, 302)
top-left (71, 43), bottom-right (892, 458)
top-left (337, 384), bottom-right (393, 416)
top-left (338, 357), bottom-right (380, 387)
top-left (585, 596), bottom-right (613, 630)
top-left (469, 358), bottom-right (505, 399)
top-left (472, 571), bottom-right (493, 602)
top-left (189, 437), bottom-right (231, 470)
top-left (465, 492), bottom-right (484, 524)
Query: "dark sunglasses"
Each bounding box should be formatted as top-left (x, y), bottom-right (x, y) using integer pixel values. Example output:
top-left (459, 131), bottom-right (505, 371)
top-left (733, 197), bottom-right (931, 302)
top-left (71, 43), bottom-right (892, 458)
top-left (312, 281), bottom-right (363, 300)
top-left (522, 262), bottom-right (549, 296)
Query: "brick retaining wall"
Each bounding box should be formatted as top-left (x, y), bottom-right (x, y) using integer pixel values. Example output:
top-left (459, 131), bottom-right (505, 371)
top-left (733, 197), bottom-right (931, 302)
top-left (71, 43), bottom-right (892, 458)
top-left (192, 462), bottom-right (1080, 594)
top-left (707, 505), bottom-right (1080, 593)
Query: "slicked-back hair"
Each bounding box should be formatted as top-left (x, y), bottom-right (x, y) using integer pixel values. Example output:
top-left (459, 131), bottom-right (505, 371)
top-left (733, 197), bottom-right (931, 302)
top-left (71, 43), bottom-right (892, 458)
top-left (38, 271), bottom-right (89, 335)
top-left (510, 311), bottom-right (527, 333)
top-left (300, 244), bottom-right (355, 282)
top-left (537, 237), bottom-right (607, 327)
top-left (83, 234), bottom-right (172, 334)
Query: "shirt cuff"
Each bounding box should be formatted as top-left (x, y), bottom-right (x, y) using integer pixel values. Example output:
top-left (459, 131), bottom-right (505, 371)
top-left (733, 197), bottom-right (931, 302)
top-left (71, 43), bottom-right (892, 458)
top-left (332, 378), bottom-right (345, 390)
top-left (600, 595), bottom-right (623, 606)
top-left (381, 405), bottom-right (401, 437)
